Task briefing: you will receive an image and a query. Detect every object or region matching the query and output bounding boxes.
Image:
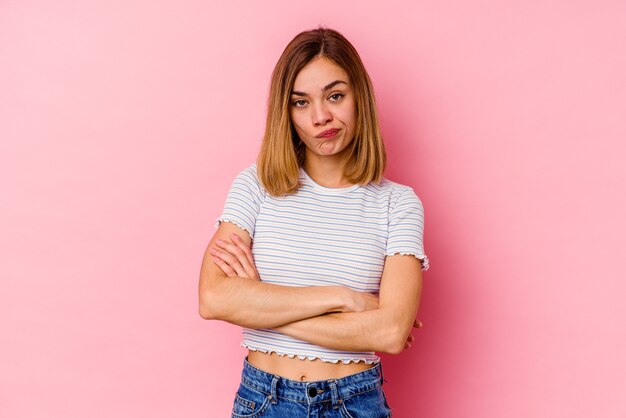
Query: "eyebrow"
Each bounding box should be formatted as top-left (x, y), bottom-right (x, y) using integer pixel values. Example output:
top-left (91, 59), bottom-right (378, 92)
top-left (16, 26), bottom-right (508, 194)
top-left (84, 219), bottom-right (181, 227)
top-left (291, 80), bottom-right (348, 97)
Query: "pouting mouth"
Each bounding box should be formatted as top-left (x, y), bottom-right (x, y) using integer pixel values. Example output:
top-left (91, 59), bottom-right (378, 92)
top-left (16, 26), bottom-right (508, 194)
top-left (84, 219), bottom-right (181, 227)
top-left (316, 128), bottom-right (340, 138)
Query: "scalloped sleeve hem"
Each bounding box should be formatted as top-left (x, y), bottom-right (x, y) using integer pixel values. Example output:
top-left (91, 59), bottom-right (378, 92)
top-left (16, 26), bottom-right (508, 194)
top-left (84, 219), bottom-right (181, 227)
top-left (385, 251), bottom-right (429, 271)
top-left (214, 217), bottom-right (254, 241)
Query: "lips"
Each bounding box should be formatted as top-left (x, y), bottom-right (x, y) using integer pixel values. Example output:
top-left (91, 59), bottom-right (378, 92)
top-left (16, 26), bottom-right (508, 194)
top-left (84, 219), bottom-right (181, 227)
top-left (316, 128), bottom-right (339, 138)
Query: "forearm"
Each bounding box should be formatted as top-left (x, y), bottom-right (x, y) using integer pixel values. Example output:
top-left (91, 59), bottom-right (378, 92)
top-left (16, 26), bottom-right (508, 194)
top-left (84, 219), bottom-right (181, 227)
top-left (273, 307), bottom-right (408, 354)
top-left (199, 276), bottom-right (349, 329)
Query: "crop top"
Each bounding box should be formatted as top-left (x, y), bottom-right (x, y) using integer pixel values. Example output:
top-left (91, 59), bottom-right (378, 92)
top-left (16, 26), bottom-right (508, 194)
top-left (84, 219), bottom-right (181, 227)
top-left (214, 163), bottom-right (429, 364)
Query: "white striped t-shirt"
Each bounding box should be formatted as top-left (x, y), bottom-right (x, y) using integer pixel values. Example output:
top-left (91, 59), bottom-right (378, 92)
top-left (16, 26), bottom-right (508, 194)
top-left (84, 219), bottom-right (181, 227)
top-left (214, 163), bottom-right (429, 364)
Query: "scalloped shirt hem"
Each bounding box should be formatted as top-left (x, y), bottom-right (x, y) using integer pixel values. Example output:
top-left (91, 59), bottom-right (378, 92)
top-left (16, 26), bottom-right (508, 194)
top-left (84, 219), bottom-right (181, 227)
top-left (241, 342), bottom-right (381, 365)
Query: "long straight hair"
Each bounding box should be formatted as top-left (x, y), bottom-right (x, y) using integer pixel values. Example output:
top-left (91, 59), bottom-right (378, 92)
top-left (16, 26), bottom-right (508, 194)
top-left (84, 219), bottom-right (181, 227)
top-left (256, 27), bottom-right (387, 196)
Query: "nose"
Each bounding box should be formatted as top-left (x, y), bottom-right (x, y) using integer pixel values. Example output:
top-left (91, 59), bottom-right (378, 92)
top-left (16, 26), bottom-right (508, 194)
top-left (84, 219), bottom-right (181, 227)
top-left (312, 101), bottom-right (332, 126)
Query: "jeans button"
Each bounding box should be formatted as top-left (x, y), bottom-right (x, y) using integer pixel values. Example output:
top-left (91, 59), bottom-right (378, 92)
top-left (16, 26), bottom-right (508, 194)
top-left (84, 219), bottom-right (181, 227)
top-left (308, 387), bottom-right (317, 397)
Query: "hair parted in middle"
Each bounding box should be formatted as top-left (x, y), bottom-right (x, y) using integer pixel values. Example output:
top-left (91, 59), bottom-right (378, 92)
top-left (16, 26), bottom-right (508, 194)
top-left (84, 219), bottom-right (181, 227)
top-left (256, 26), bottom-right (387, 197)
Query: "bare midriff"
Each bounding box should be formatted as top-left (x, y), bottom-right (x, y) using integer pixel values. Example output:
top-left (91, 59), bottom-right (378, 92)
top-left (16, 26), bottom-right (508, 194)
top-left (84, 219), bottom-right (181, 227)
top-left (247, 349), bottom-right (376, 382)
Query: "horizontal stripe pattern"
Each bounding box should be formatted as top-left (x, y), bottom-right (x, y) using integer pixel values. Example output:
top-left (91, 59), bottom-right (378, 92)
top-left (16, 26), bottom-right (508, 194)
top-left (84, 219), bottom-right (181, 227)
top-left (215, 163), bottom-right (429, 364)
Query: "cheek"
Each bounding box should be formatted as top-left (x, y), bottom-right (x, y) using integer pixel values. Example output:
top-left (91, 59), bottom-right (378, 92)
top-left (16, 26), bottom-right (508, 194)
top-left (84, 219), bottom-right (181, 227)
top-left (336, 99), bottom-right (356, 124)
top-left (290, 113), bottom-right (308, 134)
top-left (338, 108), bottom-right (356, 130)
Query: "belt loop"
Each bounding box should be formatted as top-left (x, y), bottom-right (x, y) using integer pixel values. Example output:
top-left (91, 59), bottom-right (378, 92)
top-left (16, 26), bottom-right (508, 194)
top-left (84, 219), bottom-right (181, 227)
top-left (328, 379), bottom-right (340, 409)
top-left (379, 361), bottom-right (385, 386)
top-left (270, 375), bottom-right (279, 405)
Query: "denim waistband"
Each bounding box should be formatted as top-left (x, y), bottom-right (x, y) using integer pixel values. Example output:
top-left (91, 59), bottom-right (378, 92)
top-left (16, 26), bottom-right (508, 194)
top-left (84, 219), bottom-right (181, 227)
top-left (240, 356), bottom-right (385, 406)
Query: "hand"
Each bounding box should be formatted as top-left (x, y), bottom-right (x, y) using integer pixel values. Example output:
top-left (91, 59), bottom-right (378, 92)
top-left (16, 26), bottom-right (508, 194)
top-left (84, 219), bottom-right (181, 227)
top-left (404, 317), bottom-right (423, 349)
top-left (210, 233), bottom-right (260, 280)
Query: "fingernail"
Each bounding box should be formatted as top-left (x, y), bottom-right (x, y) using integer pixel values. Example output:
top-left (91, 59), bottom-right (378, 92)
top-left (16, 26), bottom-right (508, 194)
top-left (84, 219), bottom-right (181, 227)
top-left (216, 239), bottom-right (223, 244)
top-left (231, 233), bottom-right (238, 240)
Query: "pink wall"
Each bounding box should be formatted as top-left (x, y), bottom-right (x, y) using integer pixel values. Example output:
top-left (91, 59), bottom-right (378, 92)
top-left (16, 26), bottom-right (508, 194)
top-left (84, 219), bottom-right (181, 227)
top-left (1, 1), bottom-right (625, 417)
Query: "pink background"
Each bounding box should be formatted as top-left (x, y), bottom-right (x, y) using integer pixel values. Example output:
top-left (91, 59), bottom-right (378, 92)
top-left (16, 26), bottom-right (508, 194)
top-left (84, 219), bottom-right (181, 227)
top-left (1, 1), bottom-right (625, 417)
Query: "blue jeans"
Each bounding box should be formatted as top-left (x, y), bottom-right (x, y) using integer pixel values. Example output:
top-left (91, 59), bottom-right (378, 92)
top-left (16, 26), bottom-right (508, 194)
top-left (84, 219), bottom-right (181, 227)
top-left (230, 356), bottom-right (392, 417)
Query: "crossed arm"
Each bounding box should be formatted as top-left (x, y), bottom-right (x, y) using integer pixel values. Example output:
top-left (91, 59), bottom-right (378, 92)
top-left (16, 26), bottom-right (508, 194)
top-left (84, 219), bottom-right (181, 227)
top-left (272, 254), bottom-right (423, 354)
top-left (198, 221), bottom-right (423, 354)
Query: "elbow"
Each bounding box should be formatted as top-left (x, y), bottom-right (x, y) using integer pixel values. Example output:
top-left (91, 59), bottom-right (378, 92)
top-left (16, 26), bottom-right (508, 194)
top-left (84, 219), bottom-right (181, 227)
top-left (198, 285), bottom-right (222, 320)
top-left (198, 297), bottom-right (215, 320)
top-left (198, 301), bottom-right (216, 320)
top-left (384, 339), bottom-right (405, 355)
top-left (379, 324), bottom-right (410, 355)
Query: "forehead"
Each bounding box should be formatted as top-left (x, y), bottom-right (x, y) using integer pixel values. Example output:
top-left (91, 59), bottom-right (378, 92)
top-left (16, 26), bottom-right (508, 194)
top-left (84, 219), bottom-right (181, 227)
top-left (292, 57), bottom-right (349, 91)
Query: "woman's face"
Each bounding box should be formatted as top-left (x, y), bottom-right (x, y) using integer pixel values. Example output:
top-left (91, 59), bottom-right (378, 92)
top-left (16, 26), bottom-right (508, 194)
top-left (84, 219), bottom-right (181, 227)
top-left (289, 56), bottom-right (356, 161)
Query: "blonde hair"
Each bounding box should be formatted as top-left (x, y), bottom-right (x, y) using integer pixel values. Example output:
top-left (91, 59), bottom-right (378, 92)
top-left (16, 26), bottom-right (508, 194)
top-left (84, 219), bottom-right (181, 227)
top-left (256, 26), bottom-right (387, 196)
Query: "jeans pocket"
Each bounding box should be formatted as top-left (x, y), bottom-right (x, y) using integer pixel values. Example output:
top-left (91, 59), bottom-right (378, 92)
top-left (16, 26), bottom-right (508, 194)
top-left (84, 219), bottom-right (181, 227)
top-left (340, 387), bottom-right (392, 418)
top-left (231, 383), bottom-right (272, 418)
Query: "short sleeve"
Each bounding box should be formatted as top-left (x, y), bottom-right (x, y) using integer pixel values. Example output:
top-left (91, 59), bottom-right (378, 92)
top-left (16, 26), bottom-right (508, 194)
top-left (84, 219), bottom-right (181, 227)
top-left (214, 164), bottom-right (265, 241)
top-left (385, 187), bottom-right (430, 271)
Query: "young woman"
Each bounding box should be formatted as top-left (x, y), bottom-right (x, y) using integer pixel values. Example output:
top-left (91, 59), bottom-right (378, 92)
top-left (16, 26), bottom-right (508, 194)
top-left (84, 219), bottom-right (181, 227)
top-left (198, 26), bottom-right (429, 418)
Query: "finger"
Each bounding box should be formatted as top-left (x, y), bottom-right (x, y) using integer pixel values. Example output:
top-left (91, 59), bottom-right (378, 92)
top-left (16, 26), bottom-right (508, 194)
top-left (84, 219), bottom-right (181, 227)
top-left (215, 240), bottom-right (252, 277)
top-left (211, 245), bottom-right (247, 277)
top-left (231, 233), bottom-right (256, 267)
top-left (212, 256), bottom-right (237, 277)
top-left (230, 234), bottom-right (259, 279)
top-left (404, 333), bottom-right (414, 349)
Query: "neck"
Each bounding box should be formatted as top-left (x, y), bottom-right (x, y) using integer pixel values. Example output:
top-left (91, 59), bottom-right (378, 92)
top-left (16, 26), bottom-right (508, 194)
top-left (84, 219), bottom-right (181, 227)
top-left (303, 155), bottom-right (353, 188)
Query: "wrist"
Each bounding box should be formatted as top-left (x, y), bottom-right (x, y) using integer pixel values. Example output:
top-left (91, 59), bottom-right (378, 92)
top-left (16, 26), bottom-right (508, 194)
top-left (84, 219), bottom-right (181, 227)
top-left (332, 286), bottom-right (352, 313)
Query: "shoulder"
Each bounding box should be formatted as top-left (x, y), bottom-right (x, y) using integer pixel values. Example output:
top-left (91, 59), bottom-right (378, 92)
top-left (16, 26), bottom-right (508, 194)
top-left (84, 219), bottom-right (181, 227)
top-left (234, 163), bottom-right (263, 189)
top-left (236, 162), bottom-right (259, 181)
top-left (227, 163), bottom-right (267, 202)
top-left (373, 177), bottom-right (423, 209)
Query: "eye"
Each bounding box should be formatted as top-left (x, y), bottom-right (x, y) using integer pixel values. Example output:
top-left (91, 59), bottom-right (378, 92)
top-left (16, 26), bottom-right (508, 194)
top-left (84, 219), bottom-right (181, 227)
top-left (292, 99), bottom-right (307, 107)
top-left (329, 93), bottom-right (344, 102)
